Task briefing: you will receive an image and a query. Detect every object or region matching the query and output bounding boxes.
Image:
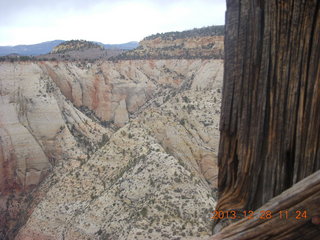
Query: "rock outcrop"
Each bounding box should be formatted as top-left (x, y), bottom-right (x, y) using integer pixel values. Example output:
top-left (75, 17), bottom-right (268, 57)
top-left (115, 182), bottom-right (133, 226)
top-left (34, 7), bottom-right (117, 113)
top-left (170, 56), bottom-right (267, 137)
top-left (114, 26), bottom-right (224, 60)
top-left (35, 40), bottom-right (125, 61)
top-left (0, 59), bottom-right (223, 239)
top-left (0, 62), bottom-right (111, 237)
top-left (51, 40), bottom-right (104, 54)
top-left (15, 59), bottom-right (223, 240)
top-left (41, 59), bottom-right (219, 127)
top-left (0, 23), bottom-right (225, 239)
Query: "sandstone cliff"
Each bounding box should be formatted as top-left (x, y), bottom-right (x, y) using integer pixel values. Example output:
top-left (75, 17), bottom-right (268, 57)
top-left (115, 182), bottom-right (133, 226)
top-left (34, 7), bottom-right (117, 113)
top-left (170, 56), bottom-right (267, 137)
top-left (41, 60), bottom-right (220, 128)
top-left (0, 62), bottom-right (112, 237)
top-left (15, 59), bottom-right (223, 240)
top-left (0, 59), bottom-right (223, 239)
top-left (113, 26), bottom-right (224, 60)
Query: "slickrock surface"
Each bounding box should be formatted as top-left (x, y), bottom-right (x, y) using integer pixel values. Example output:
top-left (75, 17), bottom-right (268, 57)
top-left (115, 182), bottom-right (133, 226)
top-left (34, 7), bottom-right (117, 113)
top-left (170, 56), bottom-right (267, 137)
top-left (0, 62), bottom-right (111, 190)
top-left (0, 62), bottom-right (111, 237)
top-left (10, 60), bottom-right (223, 240)
top-left (0, 59), bottom-right (223, 239)
top-left (41, 60), bottom-right (220, 127)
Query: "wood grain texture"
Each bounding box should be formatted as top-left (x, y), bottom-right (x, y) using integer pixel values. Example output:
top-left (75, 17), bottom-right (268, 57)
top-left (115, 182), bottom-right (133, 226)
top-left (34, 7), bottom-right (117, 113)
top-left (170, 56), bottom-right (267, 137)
top-left (217, 0), bottom-right (320, 214)
top-left (211, 170), bottom-right (320, 240)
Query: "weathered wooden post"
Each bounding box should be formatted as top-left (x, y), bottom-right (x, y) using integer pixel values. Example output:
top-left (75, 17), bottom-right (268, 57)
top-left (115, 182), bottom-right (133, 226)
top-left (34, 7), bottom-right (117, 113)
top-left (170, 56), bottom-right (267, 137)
top-left (213, 0), bottom-right (320, 238)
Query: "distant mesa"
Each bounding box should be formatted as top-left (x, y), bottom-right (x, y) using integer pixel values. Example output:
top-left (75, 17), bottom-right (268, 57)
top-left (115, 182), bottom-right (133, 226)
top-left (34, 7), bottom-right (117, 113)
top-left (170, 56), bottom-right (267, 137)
top-left (0, 25), bottom-right (224, 61)
top-left (51, 40), bottom-right (104, 54)
top-left (42, 39), bottom-right (128, 61)
top-left (112, 25), bottom-right (225, 60)
top-left (0, 40), bottom-right (139, 57)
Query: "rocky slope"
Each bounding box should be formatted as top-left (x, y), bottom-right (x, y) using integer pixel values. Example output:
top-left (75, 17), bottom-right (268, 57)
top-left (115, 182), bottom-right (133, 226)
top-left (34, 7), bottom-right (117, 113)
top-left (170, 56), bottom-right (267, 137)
top-left (0, 58), bottom-right (223, 239)
top-left (113, 26), bottom-right (224, 60)
top-left (37, 40), bottom-right (124, 61)
top-left (0, 24), bottom-right (224, 239)
top-left (41, 60), bottom-right (220, 127)
top-left (14, 59), bottom-right (223, 240)
top-left (0, 62), bottom-right (112, 237)
top-left (51, 40), bottom-right (104, 54)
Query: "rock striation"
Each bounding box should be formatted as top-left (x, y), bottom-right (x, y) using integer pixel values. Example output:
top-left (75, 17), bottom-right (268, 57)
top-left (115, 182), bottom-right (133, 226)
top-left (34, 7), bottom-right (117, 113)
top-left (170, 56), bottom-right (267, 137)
top-left (0, 58), bottom-right (223, 239)
top-left (15, 59), bottom-right (223, 240)
top-left (0, 23), bottom-right (225, 239)
top-left (41, 59), bottom-right (220, 127)
top-left (113, 26), bottom-right (224, 60)
top-left (0, 62), bottom-right (110, 237)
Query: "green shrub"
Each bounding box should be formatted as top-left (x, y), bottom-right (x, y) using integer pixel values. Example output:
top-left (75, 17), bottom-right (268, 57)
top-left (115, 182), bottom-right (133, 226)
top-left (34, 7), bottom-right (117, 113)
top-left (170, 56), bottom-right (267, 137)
top-left (141, 207), bottom-right (148, 217)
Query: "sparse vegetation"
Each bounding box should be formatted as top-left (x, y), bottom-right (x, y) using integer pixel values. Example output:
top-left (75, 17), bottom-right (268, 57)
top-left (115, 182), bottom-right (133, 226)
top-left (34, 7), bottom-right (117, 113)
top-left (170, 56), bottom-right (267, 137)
top-left (99, 134), bottom-right (109, 148)
top-left (179, 119), bottom-right (186, 125)
top-left (140, 207), bottom-right (148, 217)
top-left (111, 25), bottom-right (224, 61)
top-left (1, 40), bottom-right (222, 239)
top-left (144, 25), bottom-right (224, 41)
top-left (51, 40), bottom-right (104, 54)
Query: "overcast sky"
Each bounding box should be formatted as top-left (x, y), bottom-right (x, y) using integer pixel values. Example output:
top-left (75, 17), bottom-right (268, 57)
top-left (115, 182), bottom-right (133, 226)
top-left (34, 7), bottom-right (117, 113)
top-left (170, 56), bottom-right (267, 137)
top-left (0, 0), bottom-right (226, 46)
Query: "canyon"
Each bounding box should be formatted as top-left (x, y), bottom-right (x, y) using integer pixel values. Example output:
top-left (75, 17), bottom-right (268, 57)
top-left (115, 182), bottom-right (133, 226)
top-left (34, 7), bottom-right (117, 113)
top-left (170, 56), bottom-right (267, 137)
top-left (0, 32), bottom-right (224, 239)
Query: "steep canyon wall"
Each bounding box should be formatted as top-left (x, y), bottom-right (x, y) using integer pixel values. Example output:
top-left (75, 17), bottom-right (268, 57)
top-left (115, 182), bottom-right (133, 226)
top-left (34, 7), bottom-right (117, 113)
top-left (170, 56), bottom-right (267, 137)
top-left (0, 59), bottom-right (223, 239)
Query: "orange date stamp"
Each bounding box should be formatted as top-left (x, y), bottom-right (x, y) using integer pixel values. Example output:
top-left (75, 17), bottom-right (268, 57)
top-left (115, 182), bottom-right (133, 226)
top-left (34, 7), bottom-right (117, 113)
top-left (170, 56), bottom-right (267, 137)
top-left (209, 210), bottom-right (308, 220)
